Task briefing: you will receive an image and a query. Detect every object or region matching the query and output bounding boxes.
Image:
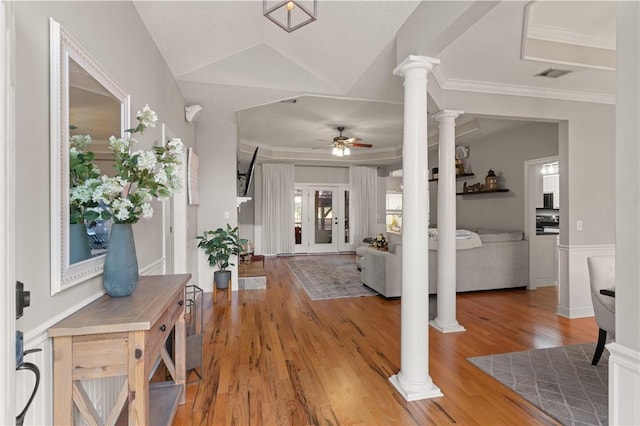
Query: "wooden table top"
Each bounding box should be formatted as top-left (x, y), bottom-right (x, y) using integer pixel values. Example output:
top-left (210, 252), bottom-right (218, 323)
top-left (48, 274), bottom-right (191, 337)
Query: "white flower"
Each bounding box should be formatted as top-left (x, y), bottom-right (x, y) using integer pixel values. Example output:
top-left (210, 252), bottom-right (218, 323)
top-left (168, 138), bottom-right (184, 154)
top-left (135, 150), bottom-right (157, 171)
top-left (70, 184), bottom-right (93, 204)
top-left (141, 203), bottom-right (153, 219)
top-left (109, 136), bottom-right (130, 154)
top-left (153, 167), bottom-right (168, 185)
top-left (133, 187), bottom-right (153, 204)
top-left (136, 104), bottom-right (157, 129)
top-left (70, 105), bottom-right (184, 224)
top-left (112, 198), bottom-right (134, 222)
top-left (93, 176), bottom-right (126, 203)
top-left (69, 134), bottom-right (92, 150)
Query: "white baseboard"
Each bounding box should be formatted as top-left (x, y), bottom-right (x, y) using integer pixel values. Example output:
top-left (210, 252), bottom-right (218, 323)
top-left (557, 244), bottom-right (615, 318)
top-left (607, 342), bottom-right (640, 425)
top-left (556, 305), bottom-right (594, 319)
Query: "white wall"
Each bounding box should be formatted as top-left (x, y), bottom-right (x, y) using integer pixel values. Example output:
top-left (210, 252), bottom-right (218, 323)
top-left (13, 2), bottom-right (195, 423)
top-left (428, 121), bottom-right (558, 231)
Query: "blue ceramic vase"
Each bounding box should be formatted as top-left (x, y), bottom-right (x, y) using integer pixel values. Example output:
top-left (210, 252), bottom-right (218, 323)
top-left (69, 223), bottom-right (92, 264)
top-left (103, 223), bottom-right (139, 297)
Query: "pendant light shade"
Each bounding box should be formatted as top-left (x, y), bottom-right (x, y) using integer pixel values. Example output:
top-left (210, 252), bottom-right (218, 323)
top-left (263, 0), bottom-right (317, 33)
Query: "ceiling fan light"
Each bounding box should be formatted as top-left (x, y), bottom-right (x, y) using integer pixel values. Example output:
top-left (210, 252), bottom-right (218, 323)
top-left (336, 149), bottom-right (344, 157)
top-left (344, 147), bottom-right (351, 156)
top-left (332, 147), bottom-right (339, 156)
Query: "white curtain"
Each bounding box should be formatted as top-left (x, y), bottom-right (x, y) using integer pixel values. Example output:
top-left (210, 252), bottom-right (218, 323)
top-left (261, 163), bottom-right (295, 255)
top-left (349, 166), bottom-right (378, 245)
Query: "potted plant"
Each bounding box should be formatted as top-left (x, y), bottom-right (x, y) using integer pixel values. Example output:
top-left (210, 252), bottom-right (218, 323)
top-left (196, 224), bottom-right (244, 289)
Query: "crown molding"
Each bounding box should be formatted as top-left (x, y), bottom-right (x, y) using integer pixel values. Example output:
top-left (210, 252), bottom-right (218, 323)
top-left (431, 65), bottom-right (615, 105)
top-left (238, 141), bottom-right (402, 166)
top-left (527, 24), bottom-right (615, 51)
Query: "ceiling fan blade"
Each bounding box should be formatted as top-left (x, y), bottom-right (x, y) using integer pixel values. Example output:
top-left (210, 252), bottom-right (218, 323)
top-left (351, 142), bottom-right (373, 148)
top-left (345, 137), bottom-right (362, 143)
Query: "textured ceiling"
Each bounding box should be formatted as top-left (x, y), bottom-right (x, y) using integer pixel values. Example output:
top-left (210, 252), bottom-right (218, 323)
top-left (134, 1), bottom-right (616, 167)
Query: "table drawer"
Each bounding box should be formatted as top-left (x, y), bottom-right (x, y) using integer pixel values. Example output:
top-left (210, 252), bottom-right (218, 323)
top-left (146, 290), bottom-right (185, 364)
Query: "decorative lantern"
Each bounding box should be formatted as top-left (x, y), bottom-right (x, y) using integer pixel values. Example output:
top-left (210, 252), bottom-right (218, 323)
top-left (485, 169), bottom-right (498, 191)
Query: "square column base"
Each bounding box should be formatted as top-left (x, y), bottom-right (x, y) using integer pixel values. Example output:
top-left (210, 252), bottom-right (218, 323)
top-left (429, 319), bottom-right (466, 333)
top-left (389, 374), bottom-right (443, 401)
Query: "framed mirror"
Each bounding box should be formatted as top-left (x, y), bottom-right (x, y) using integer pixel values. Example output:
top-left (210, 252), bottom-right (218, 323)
top-left (50, 18), bottom-right (130, 294)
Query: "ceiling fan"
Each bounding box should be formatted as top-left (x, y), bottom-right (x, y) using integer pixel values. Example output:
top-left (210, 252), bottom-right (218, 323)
top-left (330, 126), bottom-right (372, 156)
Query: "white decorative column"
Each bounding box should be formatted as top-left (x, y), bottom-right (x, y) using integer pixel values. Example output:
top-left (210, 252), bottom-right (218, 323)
top-left (389, 55), bottom-right (443, 401)
top-left (430, 110), bottom-right (465, 333)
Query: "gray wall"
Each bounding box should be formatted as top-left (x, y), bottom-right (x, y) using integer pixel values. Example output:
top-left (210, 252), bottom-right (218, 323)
top-left (428, 122), bottom-right (559, 231)
top-left (196, 120), bottom-right (239, 291)
top-left (14, 1), bottom-right (195, 334)
top-left (294, 165), bottom-right (349, 184)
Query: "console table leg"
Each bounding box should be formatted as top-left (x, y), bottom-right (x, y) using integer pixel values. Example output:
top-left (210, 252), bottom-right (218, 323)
top-left (53, 337), bottom-right (73, 425)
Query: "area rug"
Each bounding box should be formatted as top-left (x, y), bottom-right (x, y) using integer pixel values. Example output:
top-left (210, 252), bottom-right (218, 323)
top-left (286, 256), bottom-right (377, 300)
top-left (468, 343), bottom-right (608, 426)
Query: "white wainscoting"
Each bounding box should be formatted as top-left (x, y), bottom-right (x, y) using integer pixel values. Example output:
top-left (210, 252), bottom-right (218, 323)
top-left (140, 257), bottom-right (166, 276)
top-left (557, 244), bottom-right (615, 318)
top-left (608, 342), bottom-right (640, 425)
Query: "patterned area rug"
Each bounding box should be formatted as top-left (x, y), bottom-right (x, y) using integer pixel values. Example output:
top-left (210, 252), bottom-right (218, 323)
top-left (468, 343), bottom-right (608, 426)
top-left (286, 256), bottom-right (377, 300)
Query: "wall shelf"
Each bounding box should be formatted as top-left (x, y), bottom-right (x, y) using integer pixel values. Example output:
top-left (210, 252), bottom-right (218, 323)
top-left (456, 189), bottom-right (509, 196)
top-left (429, 173), bottom-right (474, 182)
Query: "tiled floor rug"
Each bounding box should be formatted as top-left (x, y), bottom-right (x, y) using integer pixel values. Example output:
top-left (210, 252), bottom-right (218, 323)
top-left (286, 256), bottom-right (377, 300)
top-left (468, 343), bottom-right (608, 426)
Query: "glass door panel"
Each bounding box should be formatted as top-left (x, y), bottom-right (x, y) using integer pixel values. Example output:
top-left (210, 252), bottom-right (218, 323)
top-left (309, 187), bottom-right (338, 253)
top-left (337, 187), bottom-right (354, 252)
top-left (294, 188), bottom-right (303, 246)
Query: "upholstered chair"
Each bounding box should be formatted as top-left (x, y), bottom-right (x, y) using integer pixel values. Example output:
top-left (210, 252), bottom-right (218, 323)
top-left (587, 255), bottom-right (616, 365)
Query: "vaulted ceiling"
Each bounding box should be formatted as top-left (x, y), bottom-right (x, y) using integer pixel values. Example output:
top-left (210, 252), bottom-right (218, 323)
top-left (134, 1), bottom-right (616, 167)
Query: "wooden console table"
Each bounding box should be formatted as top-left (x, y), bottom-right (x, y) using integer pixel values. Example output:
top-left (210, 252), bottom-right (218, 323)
top-left (48, 274), bottom-right (191, 425)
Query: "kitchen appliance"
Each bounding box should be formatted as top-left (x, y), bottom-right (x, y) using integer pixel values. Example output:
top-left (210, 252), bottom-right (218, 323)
top-left (536, 213), bottom-right (560, 234)
top-left (543, 193), bottom-right (554, 209)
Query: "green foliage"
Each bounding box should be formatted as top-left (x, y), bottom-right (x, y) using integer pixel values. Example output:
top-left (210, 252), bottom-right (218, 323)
top-left (69, 134), bottom-right (102, 224)
top-left (196, 224), bottom-right (243, 271)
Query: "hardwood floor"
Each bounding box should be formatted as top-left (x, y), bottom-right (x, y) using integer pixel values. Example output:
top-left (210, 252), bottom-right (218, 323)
top-left (173, 254), bottom-right (598, 426)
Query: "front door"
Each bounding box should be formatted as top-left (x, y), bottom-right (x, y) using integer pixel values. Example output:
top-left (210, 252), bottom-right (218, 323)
top-left (308, 186), bottom-right (338, 253)
top-left (295, 185), bottom-right (353, 254)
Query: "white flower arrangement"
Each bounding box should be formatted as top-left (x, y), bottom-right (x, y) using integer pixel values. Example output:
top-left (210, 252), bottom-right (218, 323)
top-left (69, 105), bottom-right (184, 224)
top-left (371, 233), bottom-right (388, 249)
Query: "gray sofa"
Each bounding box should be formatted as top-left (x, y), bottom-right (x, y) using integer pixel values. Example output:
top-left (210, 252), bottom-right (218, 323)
top-left (355, 245), bottom-right (402, 297)
top-left (356, 230), bottom-right (529, 298)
